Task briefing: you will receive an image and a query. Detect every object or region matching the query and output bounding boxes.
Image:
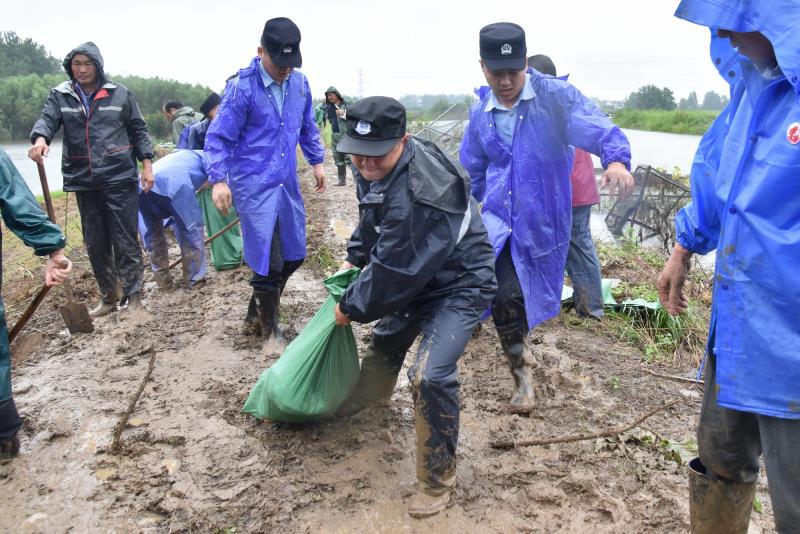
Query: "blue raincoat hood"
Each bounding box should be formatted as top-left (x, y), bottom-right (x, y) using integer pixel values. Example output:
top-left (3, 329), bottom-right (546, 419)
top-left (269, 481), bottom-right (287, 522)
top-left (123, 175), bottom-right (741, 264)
top-left (675, 0), bottom-right (800, 96)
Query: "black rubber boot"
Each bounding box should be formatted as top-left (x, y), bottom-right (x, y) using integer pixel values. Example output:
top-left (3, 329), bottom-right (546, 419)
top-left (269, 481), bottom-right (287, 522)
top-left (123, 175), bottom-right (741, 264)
top-left (0, 434), bottom-right (19, 462)
top-left (337, 346), bottom-right (401, 416)
top-left (496, 323), bottom-right (536, 414)
top-left (243, 294), bottom-right (261, 336)
top-left (254, 288), bottom-right (284, 354)
top-left (335, 165), bottom-right (346, 186)
top-left (689, 457), bottom-right (755, 534)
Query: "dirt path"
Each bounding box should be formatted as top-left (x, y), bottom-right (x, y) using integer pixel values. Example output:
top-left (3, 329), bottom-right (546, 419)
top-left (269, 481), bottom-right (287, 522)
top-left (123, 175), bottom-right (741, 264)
top-left (2, 157), bottom-right (776, 533)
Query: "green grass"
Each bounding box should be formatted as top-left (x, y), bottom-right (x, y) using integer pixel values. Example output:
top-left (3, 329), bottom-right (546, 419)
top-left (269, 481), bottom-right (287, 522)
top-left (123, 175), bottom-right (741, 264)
top-left (612, 109), bottom-right (720, 135)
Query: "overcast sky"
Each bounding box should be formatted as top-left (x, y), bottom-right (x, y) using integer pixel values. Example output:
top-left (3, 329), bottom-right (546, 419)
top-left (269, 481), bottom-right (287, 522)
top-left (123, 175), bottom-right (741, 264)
top-left (5, 0), bottom-right (729, 102)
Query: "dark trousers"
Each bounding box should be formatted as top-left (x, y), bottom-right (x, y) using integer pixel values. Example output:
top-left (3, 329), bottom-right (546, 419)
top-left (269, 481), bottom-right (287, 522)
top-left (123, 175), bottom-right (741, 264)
top-left (0, 299), bottom-right (20, 440)
top-left (75, 182), bottom-right (143, 302)
top-left (371, 304), bottom-right (485, 488)
top-left (249, 219), bottom-right (302, 293)
top-left (698, 354), bottom-right (800, 531)
top-left (491, 242), bottom-right (528, 335)
top-left (565, 205), bottom-right (604, 319)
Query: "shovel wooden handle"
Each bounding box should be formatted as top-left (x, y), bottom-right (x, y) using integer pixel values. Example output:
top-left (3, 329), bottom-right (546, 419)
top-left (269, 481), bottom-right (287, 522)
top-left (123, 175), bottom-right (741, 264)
top-left (167, 217), bottom-right (240, 271)
top-left (8, 162), bottom-right (59, 343)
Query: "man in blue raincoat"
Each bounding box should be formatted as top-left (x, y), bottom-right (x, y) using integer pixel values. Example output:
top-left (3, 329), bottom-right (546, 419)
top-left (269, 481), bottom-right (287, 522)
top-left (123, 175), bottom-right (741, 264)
top-left (138, 150), bottom-right (209, 290)
top-left (658, 2), bottom-right (800, 532)
top-left (1, 148), bottom-right (72, 460)
top-left (460, 23), bottom-right (633, 414)
top-left (205, 17), bottom-right (326, 352)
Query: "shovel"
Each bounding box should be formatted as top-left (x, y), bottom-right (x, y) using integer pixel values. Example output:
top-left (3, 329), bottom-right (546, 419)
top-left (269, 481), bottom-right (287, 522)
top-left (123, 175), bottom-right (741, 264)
top-left (37, 162), bottom-right (93, 334)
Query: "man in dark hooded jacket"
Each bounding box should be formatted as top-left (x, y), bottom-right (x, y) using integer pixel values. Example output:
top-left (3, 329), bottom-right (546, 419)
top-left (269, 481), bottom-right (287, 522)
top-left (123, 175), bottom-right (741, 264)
top-left (322, 87), bottom-right (351, 185)
top-left (29, 42), bottom-right (154, 316)
top-left (333, 96), bottom-right (497, 518)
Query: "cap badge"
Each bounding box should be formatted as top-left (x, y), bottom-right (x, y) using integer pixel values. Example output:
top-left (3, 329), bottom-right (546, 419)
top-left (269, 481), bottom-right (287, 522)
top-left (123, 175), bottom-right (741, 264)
top-left (355, 120), bottom-right (372, 135)
top-left (787, 122), bottom-right (800, 145)
top-left (500, 43), bottom-right (513, 55)
top-left (282, 47), bottom-right (293, 54)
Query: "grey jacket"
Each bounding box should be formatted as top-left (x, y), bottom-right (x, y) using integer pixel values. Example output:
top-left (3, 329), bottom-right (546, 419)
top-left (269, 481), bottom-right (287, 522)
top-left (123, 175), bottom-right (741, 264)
top-left (30, 42), bottom-right (154, 191)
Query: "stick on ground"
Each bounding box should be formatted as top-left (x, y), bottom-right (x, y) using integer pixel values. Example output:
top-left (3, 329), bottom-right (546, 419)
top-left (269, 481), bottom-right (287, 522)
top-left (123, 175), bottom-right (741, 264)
top-left (490, 398), bottom-right (682, 450)
top-left (641, 366), bottom-right (704, 385)
top-left (110, 347), bottom-right (156, 453)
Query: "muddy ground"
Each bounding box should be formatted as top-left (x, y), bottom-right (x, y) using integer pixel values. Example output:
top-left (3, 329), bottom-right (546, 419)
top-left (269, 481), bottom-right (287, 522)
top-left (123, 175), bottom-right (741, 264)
top-left (2, 157), bottom-right (776, 533)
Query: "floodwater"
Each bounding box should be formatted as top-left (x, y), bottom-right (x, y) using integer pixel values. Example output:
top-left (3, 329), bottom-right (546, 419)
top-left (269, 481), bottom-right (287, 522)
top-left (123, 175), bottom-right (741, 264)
top-left (3, 140), bottom-right (64, 196)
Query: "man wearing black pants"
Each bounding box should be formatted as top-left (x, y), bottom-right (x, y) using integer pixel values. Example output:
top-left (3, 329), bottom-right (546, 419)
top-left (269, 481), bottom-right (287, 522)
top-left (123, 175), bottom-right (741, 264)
top-left (29, 42), bottom-right (154, 316)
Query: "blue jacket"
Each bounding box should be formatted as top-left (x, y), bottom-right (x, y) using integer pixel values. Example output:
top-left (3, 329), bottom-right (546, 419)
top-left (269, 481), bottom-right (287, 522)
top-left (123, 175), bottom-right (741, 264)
top-left (460, 69), bottom-right (630, 328)
top-left (674, 0), bottom-right (800, 419)
top-left (204, 58), bottom-right (324, 275)
top-left (178, 119), bottom-right (211, 150)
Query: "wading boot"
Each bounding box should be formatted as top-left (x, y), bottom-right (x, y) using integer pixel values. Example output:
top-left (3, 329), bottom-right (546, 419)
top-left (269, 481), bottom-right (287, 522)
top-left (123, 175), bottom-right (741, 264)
top-left (242, 294), bottom-right (262, 336)
top-left (0, 434), bottom-right (20, 462)
top-left (255, 289), bottom-right (284, 355)
top-left (89, 299), bottom-right (117, 318)
top-left (408, 398), bottom-right (456, 518)
top-left (688, 457), bottom-right (755, 534)
top-left (335, 166), bottom-right (346, 186)
top-left (336, 346), bottom-right (401, 416)
top-left (497, 324), bottom-right (536, 414)
top-left (121, 293), bottom-right (144, 312)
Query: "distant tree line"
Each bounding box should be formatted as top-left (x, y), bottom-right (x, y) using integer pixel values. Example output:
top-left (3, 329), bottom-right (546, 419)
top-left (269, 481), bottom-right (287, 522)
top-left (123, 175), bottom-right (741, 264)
top-left (624, 84), bottom-right (728, 111)
top-left (0, 32), bottom-right (213, 141)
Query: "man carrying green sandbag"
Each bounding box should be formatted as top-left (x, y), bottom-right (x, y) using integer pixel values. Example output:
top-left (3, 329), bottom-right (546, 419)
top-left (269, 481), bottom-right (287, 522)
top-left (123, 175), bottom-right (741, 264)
top-left (332, 96), bottom-right (497, 518)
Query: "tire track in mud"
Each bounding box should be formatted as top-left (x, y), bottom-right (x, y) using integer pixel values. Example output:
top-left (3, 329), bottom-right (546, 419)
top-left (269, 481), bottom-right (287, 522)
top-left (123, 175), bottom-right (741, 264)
top-left (1, 155), bottom-right (777, 533)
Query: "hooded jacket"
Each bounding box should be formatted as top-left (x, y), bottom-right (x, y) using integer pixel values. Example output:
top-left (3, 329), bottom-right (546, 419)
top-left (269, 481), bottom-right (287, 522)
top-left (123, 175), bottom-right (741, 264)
top-left (674, 0), bottom-right (800, 419)
top-left (30, 42), bottom-right (154, 191)
top-left (170, 106), bottom-right (200, 144)
top-left (322, 86), bottom-right (348, 136)
top-left (338, 137), bottom-right (497, 323)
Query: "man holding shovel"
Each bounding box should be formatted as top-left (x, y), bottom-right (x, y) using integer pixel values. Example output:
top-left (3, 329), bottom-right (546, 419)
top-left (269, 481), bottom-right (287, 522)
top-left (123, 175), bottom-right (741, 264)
top-left (0, 148), bottom-right (72, 460)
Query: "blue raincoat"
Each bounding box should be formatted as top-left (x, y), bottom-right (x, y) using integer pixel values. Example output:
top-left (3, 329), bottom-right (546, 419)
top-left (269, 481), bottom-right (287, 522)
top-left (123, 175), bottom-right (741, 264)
top-left (674, 0), bottom-right (800, 420)
top-left (204, 58), bottom-right (325, 275)
top-left (138, 150), bottom-right (208, 284)
top-left (460, 69), bottom-right (631, 328)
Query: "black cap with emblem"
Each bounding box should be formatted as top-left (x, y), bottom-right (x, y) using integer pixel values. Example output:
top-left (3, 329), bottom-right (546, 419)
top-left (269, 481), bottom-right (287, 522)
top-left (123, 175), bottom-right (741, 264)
top-left (261, 17), bottom-right (302, 68)
top-left (337, 96), bottom-right (407, 157)
top-left (480, 22), bottom-right (527, 71)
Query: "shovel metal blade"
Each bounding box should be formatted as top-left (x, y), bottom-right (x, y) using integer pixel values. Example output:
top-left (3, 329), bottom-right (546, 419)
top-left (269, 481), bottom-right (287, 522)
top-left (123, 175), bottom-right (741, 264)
top-left (59, 302), bottom-right (94, 334)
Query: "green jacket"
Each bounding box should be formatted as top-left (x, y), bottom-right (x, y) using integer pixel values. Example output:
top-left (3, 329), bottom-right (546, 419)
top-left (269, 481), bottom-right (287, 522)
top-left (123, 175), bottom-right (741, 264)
top-left (1, 147), bottom-right (66, 401)
top-left (322, 86), bottom-right (349, 136)
top-left (171, 106), bottom-right (200, 144)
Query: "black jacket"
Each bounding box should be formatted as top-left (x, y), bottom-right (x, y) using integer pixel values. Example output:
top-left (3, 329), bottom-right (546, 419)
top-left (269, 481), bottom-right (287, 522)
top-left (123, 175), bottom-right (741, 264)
top-left (30, 42), bottom-right (154, 191)
top-left (339, 137), bottom-right (497, 323)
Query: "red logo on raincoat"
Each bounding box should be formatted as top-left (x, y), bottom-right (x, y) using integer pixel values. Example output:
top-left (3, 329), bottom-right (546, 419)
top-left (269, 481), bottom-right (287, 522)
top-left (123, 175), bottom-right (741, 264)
top-left (788, 122), bottom-right (800, 145)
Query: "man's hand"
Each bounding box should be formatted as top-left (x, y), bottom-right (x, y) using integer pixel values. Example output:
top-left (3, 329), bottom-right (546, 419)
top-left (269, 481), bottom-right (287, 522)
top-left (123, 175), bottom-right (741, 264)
top-left (335, 109), bottom-right (345, 118)
top-left (140, 159), bottom-right (154, 193)
top-left (212, 182), bottom-right (233, 216)
top-left (339, 260), bottom-right (354, 272)
top-left (45, 250), bottom-right (72, 286)
top-left (657, 243), bottom-right (692, 315)
top-left (334, 303), bottom-right (351, 326)
top-left (312, 164), bottom-right (326, 192)
top-left (601, 162), bottom-right (635, 200)
top-left (28, 137), bottom-right (49, 164)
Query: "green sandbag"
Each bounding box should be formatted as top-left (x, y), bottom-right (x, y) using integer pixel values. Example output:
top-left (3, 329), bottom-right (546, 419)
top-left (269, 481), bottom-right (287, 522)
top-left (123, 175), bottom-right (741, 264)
top-left (198, 188), bottom-right (243, 271)
top-left (242, 268), bottom-right (361, 423)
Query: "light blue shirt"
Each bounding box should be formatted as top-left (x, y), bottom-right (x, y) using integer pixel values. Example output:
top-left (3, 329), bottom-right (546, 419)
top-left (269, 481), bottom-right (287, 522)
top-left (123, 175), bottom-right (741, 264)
top-left (484, 74), bottom-right (535, 147)
top-left (258, 60), bottom-right (288, 114)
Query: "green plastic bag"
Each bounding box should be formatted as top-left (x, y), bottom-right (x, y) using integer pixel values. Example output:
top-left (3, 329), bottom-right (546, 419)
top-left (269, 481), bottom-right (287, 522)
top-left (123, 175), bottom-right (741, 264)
top-left (242, 268), bottom-right (361, 422)
top-left (198, 188), bottom-right (243, 271)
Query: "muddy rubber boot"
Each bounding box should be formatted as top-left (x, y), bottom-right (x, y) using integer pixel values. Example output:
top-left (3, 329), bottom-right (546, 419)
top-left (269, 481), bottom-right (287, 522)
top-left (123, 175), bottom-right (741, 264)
top-left (0, 434), bottom-right (20, 462)
top-left (408, 398), bottom-right (456, 518)
top-left (497, 325), bottom-right (536, 414)
top-left (255, 289), bottom-right (284, 355)
top-left (122, 293), bottom-right (144, 312)
top-left (335, 166), bottom-right (346, 186)
top-left (153, 270), bottom-right (175, 292)
top-left (89, 299), bottom-right (117, 318)
top-left (688, 457), bottom-right (755, 534)
top-left (336, 347), bottom-right (401, 416)
top-left (242, 294), bottom-right (262, 336)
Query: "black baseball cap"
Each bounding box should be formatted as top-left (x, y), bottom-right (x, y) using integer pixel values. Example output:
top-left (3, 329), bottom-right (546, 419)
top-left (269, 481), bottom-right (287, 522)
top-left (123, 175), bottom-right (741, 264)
top-left (199, 92), bottom-right (221, 120)
top-left (480, 22), bottom-right (527, 71)
top-left (261, 17), bottom-right (302, 68)
top-left (337, 96), bottom-right (407, 157)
